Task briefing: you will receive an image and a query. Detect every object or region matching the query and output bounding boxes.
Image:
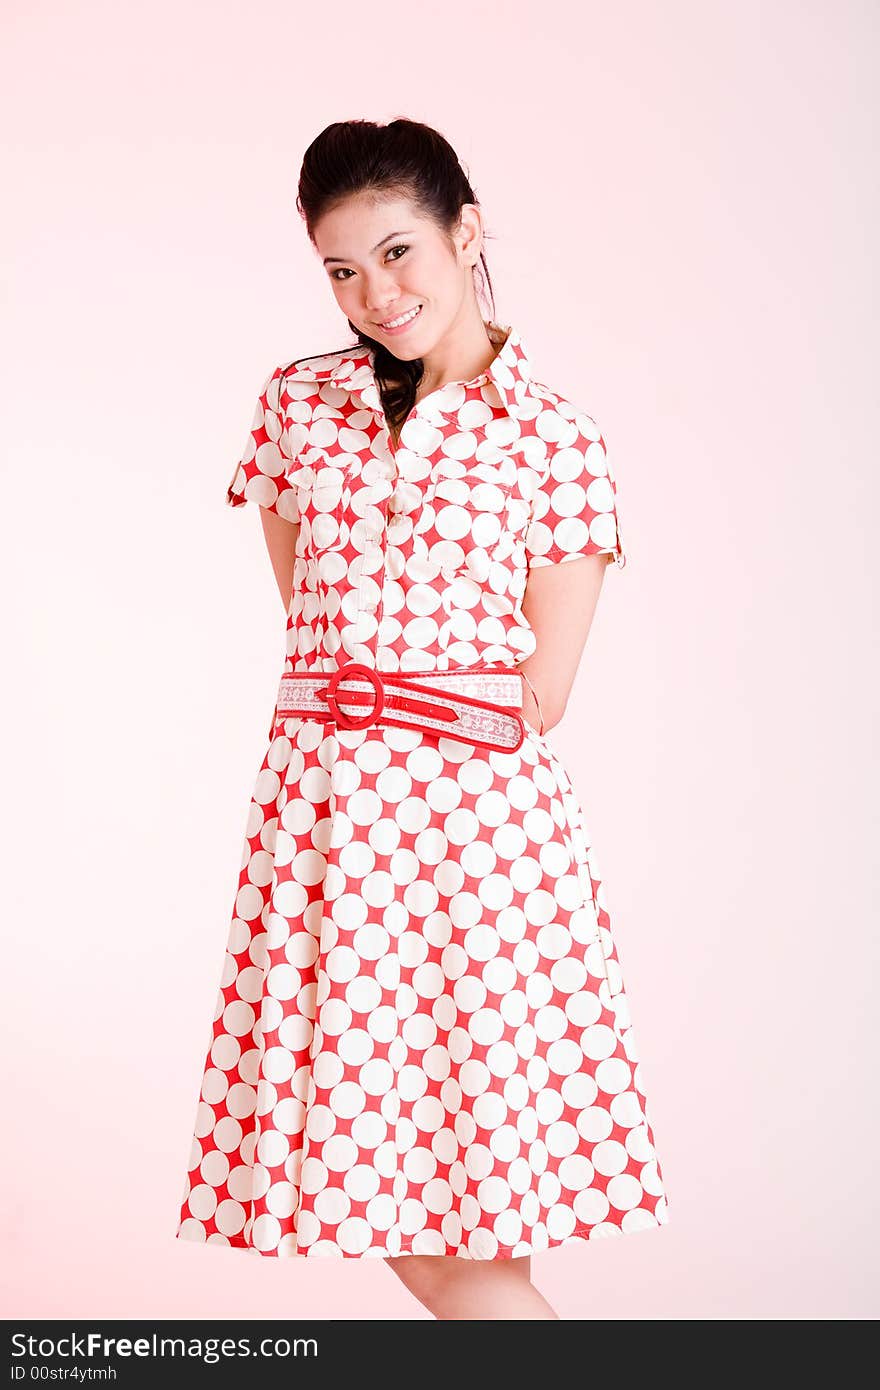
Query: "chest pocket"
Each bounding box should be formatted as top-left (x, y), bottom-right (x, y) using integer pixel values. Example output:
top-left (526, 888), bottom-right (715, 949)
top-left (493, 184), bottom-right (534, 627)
top-left (418, 461), bottom-right (521, 577)
top-left (291, 451), bottom-right (358, 558)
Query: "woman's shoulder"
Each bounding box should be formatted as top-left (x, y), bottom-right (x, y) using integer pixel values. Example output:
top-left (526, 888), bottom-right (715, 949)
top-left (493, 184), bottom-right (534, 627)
top-left (518, 372), bottom-right (605, 452)
top-left (275, 341), bottom-right (373, 389)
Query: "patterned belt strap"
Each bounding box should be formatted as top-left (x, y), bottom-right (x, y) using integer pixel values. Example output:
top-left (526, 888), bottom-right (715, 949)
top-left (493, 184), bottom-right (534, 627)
top-left (275, 662), bottom-right (526, 753)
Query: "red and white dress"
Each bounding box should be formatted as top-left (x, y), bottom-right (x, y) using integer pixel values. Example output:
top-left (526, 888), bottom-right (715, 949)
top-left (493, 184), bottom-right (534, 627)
top-left (175, 320), bottom-right (670, 1259)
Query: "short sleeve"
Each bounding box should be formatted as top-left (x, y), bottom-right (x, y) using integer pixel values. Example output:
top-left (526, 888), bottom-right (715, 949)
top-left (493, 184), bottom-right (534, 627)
top-left (524, 413), bottom-right (626, 570)
top-left (225, 366), bottom-right (301, 523)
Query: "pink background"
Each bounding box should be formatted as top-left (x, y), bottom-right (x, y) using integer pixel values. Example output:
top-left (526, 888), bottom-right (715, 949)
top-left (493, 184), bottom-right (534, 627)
top-left (3, 0), bottom-right (877, 1319)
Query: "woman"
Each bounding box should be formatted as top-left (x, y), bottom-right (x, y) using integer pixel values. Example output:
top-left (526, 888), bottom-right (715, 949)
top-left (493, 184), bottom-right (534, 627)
top-left (175, 117), bottom-right (670, 1320)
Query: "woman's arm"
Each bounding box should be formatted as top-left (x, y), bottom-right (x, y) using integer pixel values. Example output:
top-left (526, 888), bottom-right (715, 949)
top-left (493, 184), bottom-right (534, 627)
top-left (259, 509), bottom-right (300, 610)
top-left (517, 554), bottom-right (610, 733)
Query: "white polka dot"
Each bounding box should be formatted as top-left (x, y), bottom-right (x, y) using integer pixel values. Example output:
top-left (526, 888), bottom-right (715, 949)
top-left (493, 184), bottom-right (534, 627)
top-left (577, 1106), bottom-right (614, 1142)
top-left (592, 1140), bottom-right (629, 1177)
top-left (622, 1207), bottom-right (659, 1233)
top-left (595, 1057), bottom-right (632, 1095)
top-left (250, 1213), bottom-right (282, 1251)
top-left (606, 1174), bottom-right (644, 1211)
top-left (573, 1188), bottom-right (610, 1225)
top-left (640, 1160), bottom-right (664, 1196)
top-left (336, 1217), bottom-right (374, 1253)
top-left (581, 1023), bottom-right (619, 1060)
top-left (545, 1121), bottom-right (580, 1158)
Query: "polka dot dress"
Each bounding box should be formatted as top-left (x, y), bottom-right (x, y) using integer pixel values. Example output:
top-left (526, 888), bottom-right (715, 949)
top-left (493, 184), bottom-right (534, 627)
top-left (175, 322), bottom-right (669, 1259)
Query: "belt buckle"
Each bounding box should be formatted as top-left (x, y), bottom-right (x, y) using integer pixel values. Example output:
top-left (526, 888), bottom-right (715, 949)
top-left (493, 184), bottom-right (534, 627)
top-left (325, 661), bottom-right (385, 730)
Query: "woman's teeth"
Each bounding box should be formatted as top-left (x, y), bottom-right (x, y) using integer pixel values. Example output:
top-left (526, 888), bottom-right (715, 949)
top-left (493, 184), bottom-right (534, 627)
top-left (380, 305), bottom-right (422, 330)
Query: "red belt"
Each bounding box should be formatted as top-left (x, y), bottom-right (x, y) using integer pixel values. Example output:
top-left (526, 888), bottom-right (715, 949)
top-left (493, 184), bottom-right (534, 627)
top-left (274, 661), bottom-right (527, 753)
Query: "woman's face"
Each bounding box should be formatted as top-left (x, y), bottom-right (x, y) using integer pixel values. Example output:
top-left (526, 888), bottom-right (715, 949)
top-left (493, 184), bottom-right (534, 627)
top-left (312, 192), bottom-right (483, 360)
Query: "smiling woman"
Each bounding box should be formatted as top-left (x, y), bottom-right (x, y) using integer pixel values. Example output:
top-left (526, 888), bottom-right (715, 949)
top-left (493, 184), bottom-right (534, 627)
top-left (176, 117), bottom-right (668, 1322)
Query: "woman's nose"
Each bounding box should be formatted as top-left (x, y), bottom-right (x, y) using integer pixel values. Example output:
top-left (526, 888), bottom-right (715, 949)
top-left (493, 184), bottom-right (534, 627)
top-left (363, 274), bottom-right (401, 314)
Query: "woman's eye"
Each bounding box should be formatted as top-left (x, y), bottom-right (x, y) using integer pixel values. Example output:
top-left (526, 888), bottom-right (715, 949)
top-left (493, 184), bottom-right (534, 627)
top-left (331, 245), bottom-right (409, 282)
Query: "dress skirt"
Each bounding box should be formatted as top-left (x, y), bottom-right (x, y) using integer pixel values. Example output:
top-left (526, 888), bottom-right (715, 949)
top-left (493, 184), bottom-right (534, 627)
top-left (174, 713), bottom-right (670, 1260)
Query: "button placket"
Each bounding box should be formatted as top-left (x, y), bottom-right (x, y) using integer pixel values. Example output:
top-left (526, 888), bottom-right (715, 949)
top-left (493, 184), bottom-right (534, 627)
top-left (354, 400), bottom-right (446, 636)
top-left (355, 439), bottom-right (396, 635)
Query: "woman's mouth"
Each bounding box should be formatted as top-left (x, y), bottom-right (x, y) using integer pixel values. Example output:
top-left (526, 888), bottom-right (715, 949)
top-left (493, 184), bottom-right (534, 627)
top-left (376, 304), bottom-right (423, 334)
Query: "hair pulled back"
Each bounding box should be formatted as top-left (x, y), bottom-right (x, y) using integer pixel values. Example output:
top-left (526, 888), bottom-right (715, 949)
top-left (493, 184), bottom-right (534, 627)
top-left (296, 118), bottom-right (496, 435)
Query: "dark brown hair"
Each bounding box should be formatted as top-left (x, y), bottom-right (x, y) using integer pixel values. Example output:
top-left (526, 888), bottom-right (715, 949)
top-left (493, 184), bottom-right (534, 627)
top-left (296, 118), bottom-right (496, 435)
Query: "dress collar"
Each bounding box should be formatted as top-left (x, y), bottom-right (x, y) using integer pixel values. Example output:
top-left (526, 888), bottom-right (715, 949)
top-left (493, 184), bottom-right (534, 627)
top-left (323, 319), bottom-right (533, 419)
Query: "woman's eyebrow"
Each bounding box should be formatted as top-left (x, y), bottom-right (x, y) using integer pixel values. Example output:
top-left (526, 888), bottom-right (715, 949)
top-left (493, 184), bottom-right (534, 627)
top-left (323, 231), bottom-right (415, 266)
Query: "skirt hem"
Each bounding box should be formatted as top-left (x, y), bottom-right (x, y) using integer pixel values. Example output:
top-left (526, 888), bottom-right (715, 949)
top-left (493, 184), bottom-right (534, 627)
top-left (174, 1209), bottom-right (669, 1261)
